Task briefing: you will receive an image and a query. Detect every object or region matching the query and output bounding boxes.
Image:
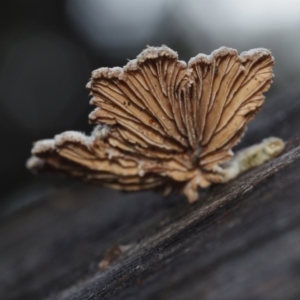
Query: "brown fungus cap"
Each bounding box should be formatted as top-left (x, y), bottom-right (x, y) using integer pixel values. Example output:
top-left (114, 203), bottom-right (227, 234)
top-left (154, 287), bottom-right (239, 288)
top-left (27, 45), bottom-right (275, 202)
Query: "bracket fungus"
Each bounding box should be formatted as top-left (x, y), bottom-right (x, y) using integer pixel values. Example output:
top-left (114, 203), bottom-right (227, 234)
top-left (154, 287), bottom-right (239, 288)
top-left (27, 46), bottom-right (285, 203)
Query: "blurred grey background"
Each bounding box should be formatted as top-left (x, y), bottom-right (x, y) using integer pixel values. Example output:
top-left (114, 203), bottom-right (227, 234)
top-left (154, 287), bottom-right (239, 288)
top-left (1, 0), bottom-right (300, 214)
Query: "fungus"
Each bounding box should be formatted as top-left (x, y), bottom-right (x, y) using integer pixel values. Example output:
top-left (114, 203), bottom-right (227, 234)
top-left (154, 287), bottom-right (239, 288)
top-left (27, 46), bottom-right (284, 203)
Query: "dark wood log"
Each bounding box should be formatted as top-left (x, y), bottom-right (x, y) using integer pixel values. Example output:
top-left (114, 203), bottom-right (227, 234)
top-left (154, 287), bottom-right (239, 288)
top-left (1, 86), bottom-right (300, 300)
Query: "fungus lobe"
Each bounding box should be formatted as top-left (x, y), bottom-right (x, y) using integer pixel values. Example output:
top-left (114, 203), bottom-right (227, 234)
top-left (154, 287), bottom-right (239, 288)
top-left (27, 46), bottom-right (284, 203)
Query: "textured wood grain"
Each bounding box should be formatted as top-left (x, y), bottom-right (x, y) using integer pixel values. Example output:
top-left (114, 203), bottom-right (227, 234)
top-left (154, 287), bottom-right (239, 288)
top-left (1, 86), bottom-right (300, 300)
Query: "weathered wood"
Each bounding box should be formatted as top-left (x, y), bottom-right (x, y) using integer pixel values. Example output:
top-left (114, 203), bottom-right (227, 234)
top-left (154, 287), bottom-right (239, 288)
top-left (1, 87), bottom-right (300, 300)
